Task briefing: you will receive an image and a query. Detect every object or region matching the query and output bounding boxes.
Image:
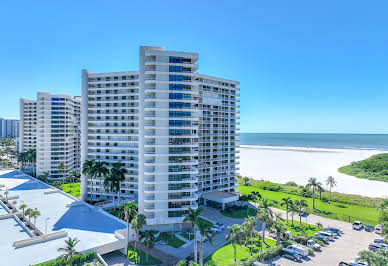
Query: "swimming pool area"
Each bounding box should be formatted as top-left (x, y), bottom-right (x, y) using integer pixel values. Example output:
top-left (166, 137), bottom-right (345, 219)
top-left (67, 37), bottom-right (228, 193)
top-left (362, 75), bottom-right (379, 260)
top-left (0, 169), bottom-right (128, 266)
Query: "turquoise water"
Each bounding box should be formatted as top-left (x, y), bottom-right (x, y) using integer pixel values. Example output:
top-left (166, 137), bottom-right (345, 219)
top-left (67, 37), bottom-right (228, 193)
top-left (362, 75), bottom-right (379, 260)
top-left (240, 133), bottom-right (388, 150)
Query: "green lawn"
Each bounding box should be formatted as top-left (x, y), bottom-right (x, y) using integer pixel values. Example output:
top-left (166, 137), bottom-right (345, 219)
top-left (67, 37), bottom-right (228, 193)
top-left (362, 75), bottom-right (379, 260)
top-left (127, 245), bottom-right (161, 265)
top-left (205, 238), bottom-right (276, 265)
top-left (181, 232), bottom-right (194, 240)
top-left (198, 217), bottom-right (214, 227)
top-left (159, 232), bottom-right (186, 248)
top-left (61, 182), bottom-right (80, 198)
top-left (239, 185), bottom-right (380, 225)
top-left (339, 153), bottom-right (388, 182)
top-left (221, 206), bottom-right (257, 219)
top-left (282, 220), bottom-right (319, 237)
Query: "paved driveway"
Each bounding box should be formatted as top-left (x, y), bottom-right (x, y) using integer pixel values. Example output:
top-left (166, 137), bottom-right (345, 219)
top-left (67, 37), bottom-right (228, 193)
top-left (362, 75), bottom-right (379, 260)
top-left (268, 209), bottom-right (378, 265)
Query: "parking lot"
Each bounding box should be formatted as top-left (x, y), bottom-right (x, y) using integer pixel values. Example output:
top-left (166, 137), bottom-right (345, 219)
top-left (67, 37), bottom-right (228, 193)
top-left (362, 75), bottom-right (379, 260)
top-left (268, 209), bottom-right (378, 265)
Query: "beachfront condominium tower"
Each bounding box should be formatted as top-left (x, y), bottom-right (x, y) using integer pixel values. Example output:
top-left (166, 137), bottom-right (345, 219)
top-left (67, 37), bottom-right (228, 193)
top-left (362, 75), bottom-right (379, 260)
top-left (20, 92), bottom-right (81, 180)
top-left (81, 46), bottom-right (239, 229)
top-left (0, 118), bottom-right (19, 138)
top-left (19, 98), bottom-right (37, 152)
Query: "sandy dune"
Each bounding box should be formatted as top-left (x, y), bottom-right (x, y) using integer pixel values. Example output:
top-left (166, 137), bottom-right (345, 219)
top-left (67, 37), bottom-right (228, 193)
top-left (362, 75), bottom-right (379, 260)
top-left (239, 145), bottom-right (388, 198)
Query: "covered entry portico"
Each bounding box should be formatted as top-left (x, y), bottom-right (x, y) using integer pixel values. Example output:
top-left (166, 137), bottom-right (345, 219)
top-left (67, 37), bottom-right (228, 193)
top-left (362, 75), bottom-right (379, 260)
top-left (201, 191), bottom-right (239, 210)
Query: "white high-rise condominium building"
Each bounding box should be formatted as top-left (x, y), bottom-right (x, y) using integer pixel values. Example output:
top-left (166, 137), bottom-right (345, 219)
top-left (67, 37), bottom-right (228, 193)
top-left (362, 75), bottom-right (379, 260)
top-left (81, 46), bottom-right (239, 229)
top-left (20, 93), bottom-right (81, 180)
top-left (19, 98), bottom-right (37, 152)
top-left (0, 118), bottom-right (19, 138)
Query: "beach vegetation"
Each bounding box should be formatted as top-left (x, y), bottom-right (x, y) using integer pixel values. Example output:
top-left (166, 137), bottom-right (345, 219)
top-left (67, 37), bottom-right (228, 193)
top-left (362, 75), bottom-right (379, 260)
top-left (339, 153), bottom-right (388, 182)
top-left (285, 181), bottom-right (298, 187)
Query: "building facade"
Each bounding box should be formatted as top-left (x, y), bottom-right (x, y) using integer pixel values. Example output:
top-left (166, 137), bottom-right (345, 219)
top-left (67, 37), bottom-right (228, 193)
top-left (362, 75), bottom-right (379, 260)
top-left (20, 93), bottom-right (81, 180)
top-left (19, 98), bottom-right (37, 152)
top-left (0, 118), bottom-right (19, 138)
top-left (81, 46), bottom-right (239, 229)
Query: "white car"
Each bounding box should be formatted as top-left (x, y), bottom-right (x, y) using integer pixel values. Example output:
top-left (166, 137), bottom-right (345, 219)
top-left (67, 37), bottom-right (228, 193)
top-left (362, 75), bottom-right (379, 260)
top-left (353, 221), bottom-right (363, 230)
top-left (318, 231), bottom-right (335, 240)
top-left (287, 244), bottom-right (309, 257)
top-left (375, 224), bottom-right (382, 234)
top-left (307, 239), bottom-right (321, 250)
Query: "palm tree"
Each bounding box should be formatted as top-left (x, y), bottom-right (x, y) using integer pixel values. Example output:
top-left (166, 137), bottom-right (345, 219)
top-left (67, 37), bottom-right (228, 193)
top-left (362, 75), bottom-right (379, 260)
top-left (140, 230), bottom-right (156, 263)
top-left (90, 161), bottom-right (108, 199)
top-left (294, 199), bottom-right (308, 225)
top-left (19, 203), bottom-right (27, 219)
top-left (273, 221), bottom-right (286, 244)
top-left (58, 161), bottom-right (67, 184)
top-left (241, 176), bottom-right (250, 186)
top-left (25, 208), bottom-right (33, 223)
top-left (104, 172), bottom-right (117, 207)
top-left (110, 162), bottom-right (127, 205)
top-left (82, 159), bottom-right (95, 201)
top-left (57, 237), bottom-right (80, 265)
top-left (4, 189), bottom-right (9, 202)
top-left (26, 149), bottom-right (36, 177)
top-left (258, 198), bottom-right (274, 217)
top-left (66, 169), bottom-right (80, 194)
top-left (280, 197), bottom-right (293, 222)
top-left (121, 200), bottom-right (138, 254)
top-left (17, 152), bottom-right (27, 170)
top-left (38, 171), bottom-right (50, 183)
top-left (250, 191), bottom-right (262, 202)
top-left (183, 207), bottom-right (203, 264)
top-left (256, 208), bottom-right (273, 251)
top-left (32, 209), bottom-right (41, 228)
top-left (226, 224), bottom-right (243, 263)
top-left (131, 214), bottom-right (146, 264)
top-left (197, 218), bottom-right (215, 266)
top-left (289, 202), bottom-right (297, 226)
top-left (241, 216), bottom-right (257, 255)
top-left (326, 176), bottom-right (337, 204)
top-left (306, 177), bottom-right (323, 209)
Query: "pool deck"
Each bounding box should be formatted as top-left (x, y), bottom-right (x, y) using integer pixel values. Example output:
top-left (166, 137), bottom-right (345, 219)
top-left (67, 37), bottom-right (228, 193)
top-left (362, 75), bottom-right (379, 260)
top-left (0, 170), bottom-right (128, 266)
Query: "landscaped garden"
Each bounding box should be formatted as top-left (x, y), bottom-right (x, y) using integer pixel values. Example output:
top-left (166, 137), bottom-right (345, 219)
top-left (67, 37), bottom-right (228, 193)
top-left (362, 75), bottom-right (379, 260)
top-left (221, 205), bottom-right (257, 219)
top-left (61, 182), bottom-right (81, 198)
top-left (281, 220), bottom-right (319, 237)
top-left (239, 182), bottom-right (381, 225)
top-left (180, 232), bottom-right (194, 241)
top-left (127, 245), bottom-right (161, 265)
top-left (205, 237), bottom-right (276, 265)
top-left (159, 232), bottom-right (186, 248)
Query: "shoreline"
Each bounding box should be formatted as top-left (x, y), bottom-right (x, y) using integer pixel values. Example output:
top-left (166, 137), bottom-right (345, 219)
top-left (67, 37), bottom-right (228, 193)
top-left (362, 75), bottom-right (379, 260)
top-left (238, 145), bottom-right (388, 198)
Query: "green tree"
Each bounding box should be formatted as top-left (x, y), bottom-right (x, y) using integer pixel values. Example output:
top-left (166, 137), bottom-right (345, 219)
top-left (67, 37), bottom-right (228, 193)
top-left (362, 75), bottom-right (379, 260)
top-left (38, 171), bottom-right (50, 183)
top-left (273, 221), bottom-right (287, 244)
top-left (130, 214), bottom-right (146, 264)
top-left (120, 200), bottom-right (138, 253)
top-left (358, 249), bottom-right (388, 266)
top-left (294, 199), bottom-right (308, 225)
top-left (25, 208), bottom-right (33, 223)
top-left (241, 176), bottom-right (250, 186)
top-left (32, 209), bottom-right (41, 228)
top-left (241, 216), bottom-right (258, 255)
top-left (184, 207), bottom-right (204, 264)
top-left (104, 172), bottom-right (117, 207)
top-left (110, 162), bottom-right (127, 205)
top-left (57, 237), bottom-right (80, 265)
top-left (58, 161), bottom-right (67, 184)
top-left (82, 159), bottom-right (95, 201)
top-left (226, 224), bottom-right (244, 263)
top-left (280, 197), bottom-right (293, 222)
top-left (66, 169), bottom-right (80, 194)
top-left (19, 203), bottom-right (27, 218)
top-left (90, 161), bottom-right (108, 199)
top-left (197, 218), bottom-right (215, 266)
top-left (256, 208), bottom-right (273, 251)
top-left (289, 202), bottom-right (298, 226)
top-left (326, 176), bottom-right (337, 204)
top-left (306, 177), bottom-right (323, 209)
top-left (140, 230), bottom-right (156, 262)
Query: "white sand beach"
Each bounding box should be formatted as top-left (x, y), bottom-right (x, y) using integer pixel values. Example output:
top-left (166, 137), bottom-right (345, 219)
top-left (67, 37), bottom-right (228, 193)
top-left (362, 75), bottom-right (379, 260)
top-left (239, 145), bottom-right (388, 198)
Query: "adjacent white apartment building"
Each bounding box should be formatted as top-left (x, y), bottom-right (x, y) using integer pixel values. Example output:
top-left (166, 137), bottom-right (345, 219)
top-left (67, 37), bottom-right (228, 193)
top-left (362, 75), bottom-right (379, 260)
top-left (0, 118), bottom-right (19, 139)
top-left (20, 93), bottom-right (81, 180)
top-left (19, 99), bottom-right (37, 152)
top-left (81, 46), bottom-right (239, 229)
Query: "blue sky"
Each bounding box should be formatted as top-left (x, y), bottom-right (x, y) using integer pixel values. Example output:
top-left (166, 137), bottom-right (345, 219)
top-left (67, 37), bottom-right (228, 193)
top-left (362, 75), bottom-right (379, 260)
top-left (1, 0), bottom-right (387, 133)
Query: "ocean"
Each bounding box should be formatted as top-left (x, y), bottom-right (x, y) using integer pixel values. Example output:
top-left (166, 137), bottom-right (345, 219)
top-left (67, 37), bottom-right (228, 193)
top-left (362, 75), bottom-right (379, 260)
top-left (240, 133), bottom-right (388, 150)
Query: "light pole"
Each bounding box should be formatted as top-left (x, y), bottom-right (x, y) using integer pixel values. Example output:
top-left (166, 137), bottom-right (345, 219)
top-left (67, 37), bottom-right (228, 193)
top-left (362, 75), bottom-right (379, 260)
top-left (45, 217), bottom-right (50, 235)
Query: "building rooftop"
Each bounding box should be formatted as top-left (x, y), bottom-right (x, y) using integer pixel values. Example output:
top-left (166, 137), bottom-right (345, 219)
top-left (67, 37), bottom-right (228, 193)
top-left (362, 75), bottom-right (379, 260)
top-left (0, 170), bottom-right (127, 266)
